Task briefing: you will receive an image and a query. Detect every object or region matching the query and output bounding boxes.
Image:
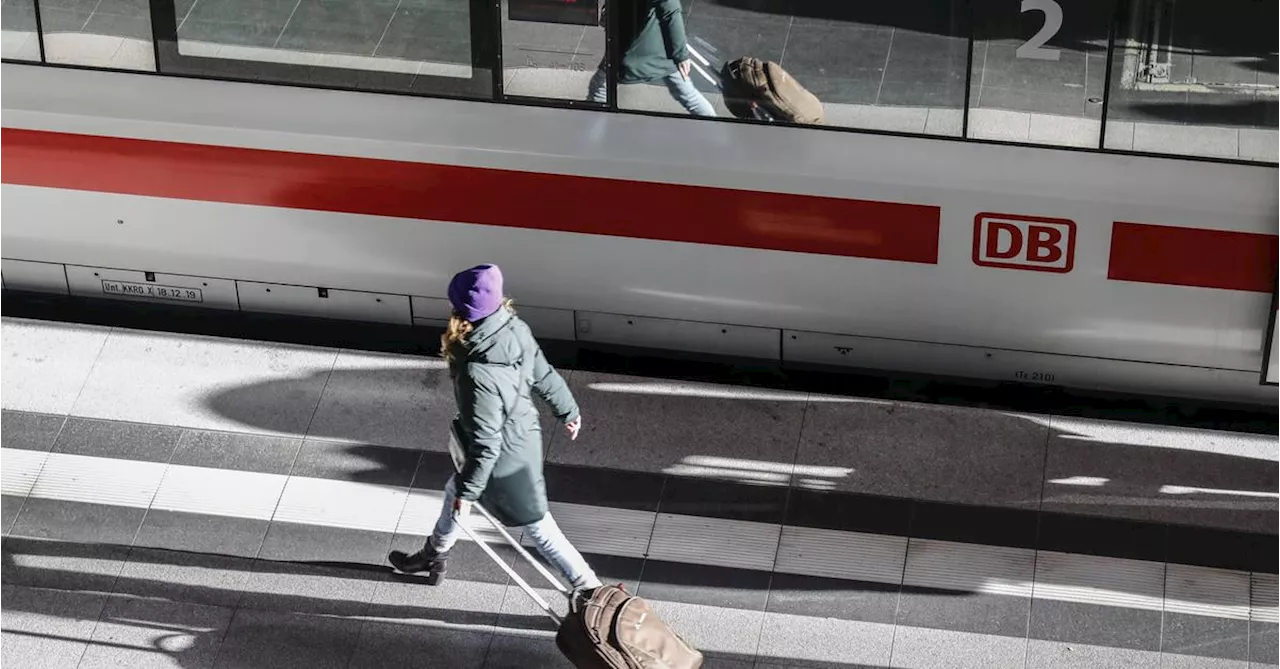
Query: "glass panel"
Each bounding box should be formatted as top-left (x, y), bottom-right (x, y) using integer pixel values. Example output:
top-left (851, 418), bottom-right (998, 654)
top-left (169, 0), bottom-right (485, 97)
top-left (502, 0), bottom-right (605, 100)
top-left (1267, 291), bottom-right (1279, 385)
top-left (1104, 0), bottom-right (1277, 162)
top-left (968, 0), bottom-right (1113, 148)
top-left (1, 0), bottom-right (41, 60)
top-left (39, 0), bottom-right (155, 70)
top-left (616, 0), bottom-right (969, 134)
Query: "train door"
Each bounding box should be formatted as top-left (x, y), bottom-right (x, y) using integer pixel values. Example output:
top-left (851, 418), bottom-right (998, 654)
top-left (1264, 289), bottom-right (1278, 386)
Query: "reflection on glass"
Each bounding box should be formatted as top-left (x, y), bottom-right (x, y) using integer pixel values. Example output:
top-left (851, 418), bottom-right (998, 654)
top-left (1, 0), bottom-right (41, 60)
top-left (967, 0), bottom-right (1111, 148)
top-left (38, 0), bottom-right (154, 70)
top-left (174, 0), bottom-right (475, 93)
top-left (1104, 0), bottom-right (1277, 162)
top-left (502, 0), bottom-right (605, 100)
top-left (617, 0), bottom-right (968, 134)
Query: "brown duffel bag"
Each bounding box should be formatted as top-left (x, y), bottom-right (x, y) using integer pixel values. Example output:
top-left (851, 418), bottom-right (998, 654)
top-left (720, 56), bottom-right (825, 125)
top-left (556, 585), bottom-right (704, 669)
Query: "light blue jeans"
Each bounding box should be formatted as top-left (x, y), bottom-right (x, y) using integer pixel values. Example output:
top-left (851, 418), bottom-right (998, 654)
top-left (588, 66), bottom-right (717, 117)
top-left (429, 474), bottom-right (602, 589)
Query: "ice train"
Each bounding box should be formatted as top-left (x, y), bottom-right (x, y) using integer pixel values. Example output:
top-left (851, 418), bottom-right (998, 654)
top-left (2, 63), bottom-right (1276, 405)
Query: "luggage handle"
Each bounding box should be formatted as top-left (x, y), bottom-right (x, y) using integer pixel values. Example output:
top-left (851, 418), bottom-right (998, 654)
top-left (455, 512), bottom-right (564, 625)
top-left (447, 421), bottom-right (570, 623)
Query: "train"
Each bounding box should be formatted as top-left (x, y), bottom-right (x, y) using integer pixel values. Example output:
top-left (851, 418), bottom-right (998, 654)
top-left (2, 62), bottom-right (1277, 406)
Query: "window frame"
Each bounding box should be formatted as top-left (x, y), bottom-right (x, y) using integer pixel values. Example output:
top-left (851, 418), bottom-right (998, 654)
top-left (0, 0), bottom-right (1271, 168)
top-left (147, 0), bottom-right (500, 101)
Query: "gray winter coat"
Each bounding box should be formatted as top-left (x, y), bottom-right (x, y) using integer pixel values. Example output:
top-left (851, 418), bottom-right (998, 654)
top-left (449, 307), bottom-right (579, 527)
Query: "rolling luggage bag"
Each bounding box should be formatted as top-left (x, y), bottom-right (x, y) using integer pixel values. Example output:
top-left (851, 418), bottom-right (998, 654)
top-left (447, 424), bottom-right (705, 669)
top-left (683, 37), bottom-right (824, 124)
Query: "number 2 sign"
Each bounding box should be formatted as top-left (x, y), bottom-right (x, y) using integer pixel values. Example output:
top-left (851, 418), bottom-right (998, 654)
top-left (1017, 0), bottom-right (1064, 61)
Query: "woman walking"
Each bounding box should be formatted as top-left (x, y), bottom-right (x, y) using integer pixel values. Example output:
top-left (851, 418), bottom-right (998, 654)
top-left (388, 264), bottom-right (602, 591)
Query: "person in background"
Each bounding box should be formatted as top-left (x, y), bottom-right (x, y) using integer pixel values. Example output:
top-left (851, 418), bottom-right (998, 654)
top-left (388, 264), bottom-right (602, 591)
top-left (587, 0), bottom-right (716, 117)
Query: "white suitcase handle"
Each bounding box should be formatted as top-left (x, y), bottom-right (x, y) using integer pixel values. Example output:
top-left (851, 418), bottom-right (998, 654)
top-left (448, 421), bottom-right (569, 624)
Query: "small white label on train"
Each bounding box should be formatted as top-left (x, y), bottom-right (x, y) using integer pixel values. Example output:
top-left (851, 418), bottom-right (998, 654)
top-left (101, 279), bottom-right (203, 303)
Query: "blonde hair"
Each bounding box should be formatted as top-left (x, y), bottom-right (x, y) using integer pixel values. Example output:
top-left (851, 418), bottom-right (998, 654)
top-left (441, 297), bottom-right (515, 361)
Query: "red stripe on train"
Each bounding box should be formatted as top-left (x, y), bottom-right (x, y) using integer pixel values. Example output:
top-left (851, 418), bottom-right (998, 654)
top-left (1109, 222), bottom-right (1277, 293)
top-left (0, 128), bottom-right (941, 264)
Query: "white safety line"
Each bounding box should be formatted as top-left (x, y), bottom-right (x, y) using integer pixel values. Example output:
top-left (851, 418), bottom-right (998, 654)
top-left (2, 447), bottom-right (1274, 623)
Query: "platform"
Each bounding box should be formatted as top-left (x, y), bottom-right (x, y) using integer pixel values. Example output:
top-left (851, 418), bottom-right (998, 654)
top-left (1, 313), bottom-right (1277, 668)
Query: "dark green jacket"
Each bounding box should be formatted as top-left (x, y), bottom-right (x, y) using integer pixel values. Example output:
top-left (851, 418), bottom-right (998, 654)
top-left (449, 307), bottom-right (579, 527)
top-left (617, 0), bottom-right (689, 84)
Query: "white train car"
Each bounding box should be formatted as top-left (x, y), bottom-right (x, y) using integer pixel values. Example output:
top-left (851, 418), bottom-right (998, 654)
top-left (2, 63), bottom-right (1277, 405)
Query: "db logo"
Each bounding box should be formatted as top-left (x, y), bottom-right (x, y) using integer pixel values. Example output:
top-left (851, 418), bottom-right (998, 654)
top-left (972, 212), bottom-right (1076, 273)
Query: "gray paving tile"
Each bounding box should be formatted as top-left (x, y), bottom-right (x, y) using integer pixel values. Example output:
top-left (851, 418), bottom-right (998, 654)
top-left (756, 612), bottom-right (892, 668)
top-left (236, 559), bottom-right (382, 617)
top-left (1025, 639), bottom-right (1160, 668)
top-left (483, 632), bottom-right (568, 669)
top-left (765, 572), bottom-right (899, 624)
top-left (274, 0), bottom-right (397, 57)
top-left (896, 588), bottom-right (1030, 638)
top-left (1, 410), bottom-right (67, 452)
top-left (1163, 613), bottom-right (1250, 661)
top-left (81, 11), bottom-right (151, 39)
top-left (976, 85), bottom-right (1089, 117)
top-left (1028, 599), bottom-right (1162, 651)
top-left (79, 595), bottom-right (233, 669)
top-left (1161, 653), bottom-right (1250, 669)
top-left (889, 625), bottom-right (1027, 669)
top-left (780, 24), bottom-right (892, 82)
top-left (543, 463), bottom-right (664, 511)
top-left (70, 330), bottom-right (336, 435)
top-left (1, 535), bottom-right (130, 592)
top-left (182, 0), bottom-right (295, 26)
top-left (1, 319), bottom-right (109, 415)
top-left (257, 521), bottom-right (392, 564)
top-left (684, 14), bottom-right (788, 67)
top-left (878, 76), bottom-right (966, 108)
top-left (9, 497), bottom-right (147, 545)
top-left (93, 0), bottom-right (149, 17)
top-left (885, 30), bottom-right (969, 73)
top-left (349, 620), bottom-right (491, 669)
top-left (2, 494), bottom-right (27, 536)
top-left (305, 352), bottom-right (459, 451)
top-left (367, 568), bottom-right (506, 628)
top-left (32, 5), bottom-right (90, 33)
top-left (51, 417), bottom-right (183, 462)
top-left (178, 18), bottom-right (282, 48)
top-left (0, 584), bottom-right (107, 669)
top-left (1, 0), bottom-right (39, 32)
top-left (551, 371), bottom-right (806, 476)
top-left (288, 438), bottom-right (420, 485)
top-left (795, 401), bottom-right (1046, 507)
top-left (639, 561), bottom-right (770, 612)
top-left (1252, 621), bottom-right (1278, 666)
top-left (660, 475), bottom-right (787, 523)
top-left (1041, 431), bottom-right (1279, 532)
top-left (375, 4), bottom-right (472, 62)
top-left (170, 429), bottom-right (301, 474)
top-left (213, 608), bottom-right (363, 669)
top-left (114, 547), bottom-right (257, 608)
top-left (134, 509), bottom-right (270, 557)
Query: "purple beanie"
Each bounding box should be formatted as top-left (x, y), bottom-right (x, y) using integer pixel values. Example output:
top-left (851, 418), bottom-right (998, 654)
top-left (447, 264), bottom-right (505, 322)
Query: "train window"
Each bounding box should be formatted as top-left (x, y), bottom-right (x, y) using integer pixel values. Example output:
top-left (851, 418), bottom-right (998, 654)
top-left (1102, 0), bottom-right (1278, 162)
top-left (1, 0), bottom-right (42, 61)
top-left (1266, 291), bottom-right (1279, 386)
top-left (37, 0), bottom-right (155, 70)
top-left (503, 0), bottom-right (608, 102)
top-left (610, 1), bottom-right (969, 135)
top-left (152, 0), bottom-right (492, 99)
top-left (966, 0), bottom-right (1111, 148)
